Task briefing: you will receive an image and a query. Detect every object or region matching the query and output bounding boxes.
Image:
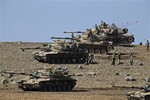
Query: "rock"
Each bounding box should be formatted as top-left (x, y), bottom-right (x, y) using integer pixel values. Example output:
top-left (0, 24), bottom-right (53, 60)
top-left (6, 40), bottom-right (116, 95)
top-left (87, 72), bottom-right (97, 76)
top-left (0, 77), bottom-right (9, 84)
top-left (6, 73), bottom-right (14, 78)
top-left (76, 65), bottom-right (84, 69)
top-left (138, 63), bottom-right (144, 66)
top-left (76, 73), bottom-right (84, 76)
top-left (10, 80), bottom-right (16, 84)
top-left (145, 77), bottom-right (150, 82)
top-left (125, 76), bottom-right (136, 81)
top-left (115, 72), bottom-right (120, 75)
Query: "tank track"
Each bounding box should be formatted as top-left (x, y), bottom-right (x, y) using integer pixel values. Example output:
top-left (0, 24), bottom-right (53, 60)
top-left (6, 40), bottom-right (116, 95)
top-left (18, 79), bottom-right (76, 92)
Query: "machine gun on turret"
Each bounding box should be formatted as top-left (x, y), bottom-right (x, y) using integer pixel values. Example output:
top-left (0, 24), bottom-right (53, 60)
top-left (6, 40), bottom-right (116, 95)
top-left (4, 71), bottom-right (31, 75)
top-left (64, 31), bottom-right (84, 42)
top-left (51, 37), bottom-right (78, 43)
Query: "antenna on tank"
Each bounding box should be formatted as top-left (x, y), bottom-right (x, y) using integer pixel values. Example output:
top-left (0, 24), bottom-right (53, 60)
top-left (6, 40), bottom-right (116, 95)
top-left (121, 21), bottom-right (138, 28)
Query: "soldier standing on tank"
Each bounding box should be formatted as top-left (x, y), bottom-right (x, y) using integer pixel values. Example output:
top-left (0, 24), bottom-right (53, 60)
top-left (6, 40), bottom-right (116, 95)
top-left (100, 21), bottom-right (107, 29)
top-left (95, 24), bottom-right (100, 35)
top-left (146, 40), bottom-right (149, 51)
top-left (112, 52), bottom-right (116, 65)
top-left (88, 29), bottom-right (93, 38)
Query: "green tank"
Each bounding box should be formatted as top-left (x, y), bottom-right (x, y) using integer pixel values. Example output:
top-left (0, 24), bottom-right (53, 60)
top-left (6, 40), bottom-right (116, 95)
top-left (4, 66), bottom-right (76, 91)
top-left (127, 84), bottom-right (150, 100)
top-left (33, 42), bottom-right (89, 64)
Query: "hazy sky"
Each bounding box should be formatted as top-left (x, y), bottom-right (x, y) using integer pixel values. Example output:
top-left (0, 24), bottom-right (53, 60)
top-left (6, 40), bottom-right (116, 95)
top-left (0, 0), bottom-right (150, 44)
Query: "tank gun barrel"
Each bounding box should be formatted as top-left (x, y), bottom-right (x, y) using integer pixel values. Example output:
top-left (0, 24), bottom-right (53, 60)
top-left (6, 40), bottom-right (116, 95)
top-left (64, 31), bottom-right (84, 33)
top-left (20, 47), bottom-right (46, 51)
top-left (51, 37), bottom-right (77, 40)
top-left (4, 71), bottom-right (31, 75)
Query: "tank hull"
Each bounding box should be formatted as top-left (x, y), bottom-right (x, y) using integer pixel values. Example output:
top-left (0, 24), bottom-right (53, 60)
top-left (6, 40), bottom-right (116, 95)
top-left (77, 42), bottom-right (113, 54)
top-left (34, 51), bottom-right (88, 64)
top-left (18, 78), bottom-right (77, 91)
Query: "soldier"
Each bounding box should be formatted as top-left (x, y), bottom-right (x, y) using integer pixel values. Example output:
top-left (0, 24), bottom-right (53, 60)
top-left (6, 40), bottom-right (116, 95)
top-left (139, 42), bottom-right (142, 45)
top-left (112, 52), bottom-right (116, 65)
top-left (100, 21), bottom-right (107, 29)
top-left (88, 53), bottom-right (94, 64)
top-left (85, 53), bottom-right (94, 65)
top-left (146, 40), bottom-right (149, 51)
top-left (87, 29), bottom-right (93, 38)
top-left (95, 24), bottom-right (100, 35)
top-left (129, 52), bottom-right (133, 66)
top-left (117, 52), bottom-right (121, 65)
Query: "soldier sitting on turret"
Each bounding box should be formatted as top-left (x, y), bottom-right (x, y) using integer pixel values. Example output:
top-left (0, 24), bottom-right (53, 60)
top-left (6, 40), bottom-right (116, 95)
top-left (87, 29), bottom-right (93, 38)
top-left (95, 24), bottom-right (100, 35)
top-left (100, 21), bottom-right (107, 29)
top-left (32, 71), bottom-right (41, 78)
top-left (111, 23), bottom-right (117, 29)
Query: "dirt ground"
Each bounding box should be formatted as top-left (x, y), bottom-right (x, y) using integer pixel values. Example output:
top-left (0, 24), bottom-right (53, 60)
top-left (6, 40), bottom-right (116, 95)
top-left (0, 42), bottom-right (150, 100)
top-left (0, 86), bottom-right (139, 100)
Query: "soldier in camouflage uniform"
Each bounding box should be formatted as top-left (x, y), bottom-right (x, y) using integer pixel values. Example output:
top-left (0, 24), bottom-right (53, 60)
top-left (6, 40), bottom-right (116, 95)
top-left (112, 52), bottom-right (116, 65)
top-left (117, 52), bottom-right (121, 65)
top-left (146, 40), bottom-right (149, 51)
top-left (129, 52), bottom-right (133, 66)
top-left (85, 53), bottom-right (94, 65)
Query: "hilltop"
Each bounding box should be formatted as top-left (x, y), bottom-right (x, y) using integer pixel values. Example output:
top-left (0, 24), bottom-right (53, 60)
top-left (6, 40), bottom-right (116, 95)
top-left (0, 42), bottom-right (150, 89)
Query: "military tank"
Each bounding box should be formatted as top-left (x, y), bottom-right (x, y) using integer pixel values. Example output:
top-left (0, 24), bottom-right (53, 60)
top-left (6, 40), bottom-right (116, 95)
top-left (88, 21), bottom-right (135, 45)
top-left (64, 21), bottom-right (134, 46)
top-left (33, 41), bottom-right (89, 64)
top-left (127, 84), bottom-right (150, 100)
top-left (4, 66), bottom-right (76, 91)
top-left (52, 32), bottom-right (113, 54)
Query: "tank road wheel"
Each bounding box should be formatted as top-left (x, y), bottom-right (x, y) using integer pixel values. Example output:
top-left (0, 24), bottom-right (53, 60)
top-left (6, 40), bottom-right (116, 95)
top-left (43, 86), bottom-right (48, 91)
top-left (62, 59), bottom-right (66, 64)
top-left (51, 58), bottom-right (56, 64)
top-left (89, 49), bottom-right (94, 53)
top-left (72, 59), bottom-right (77, 64)
top-left (56, 58), bottom-right (61, 64)
top-left (145, 95), bottom-right (150, 100)
top-left (107, 46), bottom-right (112, 51)
top-left (57, 86), bottom-right (62, 91)
top-left (128, 37), bottom-right (133, 44)
top-left (66, 58), bottom-right (72, 64)
top-left (100, 49), bottom-right (106, 54)
top-left (95, 49), bottom-right (100, 54)
top-left (67, 85), bottom-right (72, 91)
top-left (62, 86), bottom-right (67, 91)
top-left (52, 86), bottom-right (57, 91)
top-left (48, 86), bottom-right (52, 91)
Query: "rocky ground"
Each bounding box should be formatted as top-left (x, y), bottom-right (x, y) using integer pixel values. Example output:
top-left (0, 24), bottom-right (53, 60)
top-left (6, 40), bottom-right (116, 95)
top-left (0, 42), bottom-right (150, 100)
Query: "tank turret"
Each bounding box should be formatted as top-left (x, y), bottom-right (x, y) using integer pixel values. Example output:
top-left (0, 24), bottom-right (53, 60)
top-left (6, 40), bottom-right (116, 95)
top-left (127, 84), bottom-right (150, 100)
top-left (91, 21), bottom-right (135, 45)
